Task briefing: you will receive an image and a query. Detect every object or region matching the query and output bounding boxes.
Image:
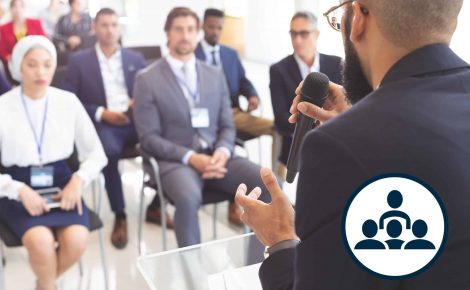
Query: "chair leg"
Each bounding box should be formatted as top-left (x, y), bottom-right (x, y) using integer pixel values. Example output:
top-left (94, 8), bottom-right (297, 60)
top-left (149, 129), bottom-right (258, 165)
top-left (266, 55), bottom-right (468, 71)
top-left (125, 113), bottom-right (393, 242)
top-left (98, 227), bottom-right (109, 290)
top-left (160, 193), bottom-right (167, 251)
top-left (0, 241), bottom-right (5, 290)
top-left (96, 175), bottom-right (109, 290)
top-left (138, 183), bottom-right (146, 256)
top-left (212, 204), bottom-right (218, 240)
top-left (78, 259), bottom-right (84, 277)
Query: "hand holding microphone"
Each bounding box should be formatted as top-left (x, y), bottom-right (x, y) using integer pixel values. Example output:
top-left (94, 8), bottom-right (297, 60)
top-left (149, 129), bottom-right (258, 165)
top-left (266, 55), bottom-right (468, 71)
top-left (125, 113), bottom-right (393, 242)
top-left (289, 80), bottom-right (350, 125)
top-left (285, 73), bottom-right (351, 183)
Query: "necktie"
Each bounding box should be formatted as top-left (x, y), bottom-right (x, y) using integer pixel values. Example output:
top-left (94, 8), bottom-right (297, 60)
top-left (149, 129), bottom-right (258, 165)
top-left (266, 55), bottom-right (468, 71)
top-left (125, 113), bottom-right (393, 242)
top-left (211, 49), bottom-right (218, 66)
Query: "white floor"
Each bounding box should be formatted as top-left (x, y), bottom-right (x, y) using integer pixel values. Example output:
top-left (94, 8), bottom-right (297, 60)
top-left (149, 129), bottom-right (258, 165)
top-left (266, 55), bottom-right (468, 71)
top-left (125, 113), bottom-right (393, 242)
top-left (1, 60), bottom-right (297, 290)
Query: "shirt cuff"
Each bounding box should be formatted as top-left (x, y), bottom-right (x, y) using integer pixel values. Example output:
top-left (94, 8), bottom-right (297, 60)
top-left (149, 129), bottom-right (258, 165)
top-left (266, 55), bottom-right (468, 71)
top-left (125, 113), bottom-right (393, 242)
top-left (74, 170), bottom-right (90, 187)
top-left (95, 106), bottom-right (105, 122)
top-left (10, 180), bottom-right (25, 200)
top-left (216, 147), bottom-right (231, 159)
top-left (182, 150), bottom-right (195, 165)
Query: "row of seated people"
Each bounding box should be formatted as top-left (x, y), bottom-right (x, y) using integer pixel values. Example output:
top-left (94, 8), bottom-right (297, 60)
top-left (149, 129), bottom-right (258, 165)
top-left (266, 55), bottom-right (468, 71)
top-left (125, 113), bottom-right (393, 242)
top-left (0, 0), bottom-right (94, 82)
top-left (0, 6), bottom-right (343, 289)
top-left (0, 5), bottom-right (344, 245)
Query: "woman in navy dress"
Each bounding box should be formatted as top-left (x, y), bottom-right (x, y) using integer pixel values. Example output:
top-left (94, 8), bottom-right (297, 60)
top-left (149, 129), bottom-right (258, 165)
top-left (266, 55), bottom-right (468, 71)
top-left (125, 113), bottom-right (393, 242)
top-left (0, 36), bottom-right (107, 290)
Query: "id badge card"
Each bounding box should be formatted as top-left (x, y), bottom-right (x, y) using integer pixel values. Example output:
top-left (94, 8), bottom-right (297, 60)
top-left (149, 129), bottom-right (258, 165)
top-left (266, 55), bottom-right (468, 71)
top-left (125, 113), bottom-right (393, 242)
top-left (191, 108), bottom-right (210, 128)
top-left (30, 166), bottom-right (54, 187)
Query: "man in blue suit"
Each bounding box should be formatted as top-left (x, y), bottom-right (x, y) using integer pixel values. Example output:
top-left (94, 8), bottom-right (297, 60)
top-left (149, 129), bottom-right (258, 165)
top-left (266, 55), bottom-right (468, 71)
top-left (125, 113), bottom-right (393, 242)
top-left (62, 8), bottom-right (155, 249)
top-left (195, 8), bottom-right (273, 225)
top-left (0, 69), bottom-right (10, 95)
top-left (270, 11), bottom-right (343, 171)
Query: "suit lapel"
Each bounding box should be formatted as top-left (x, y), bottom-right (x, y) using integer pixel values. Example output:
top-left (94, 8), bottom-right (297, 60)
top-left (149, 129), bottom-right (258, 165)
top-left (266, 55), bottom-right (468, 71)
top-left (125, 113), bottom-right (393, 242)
top-left (161, 59), bottom-right (191, 115)
top-left (195, 60), bottom-right (208, 107)
top-left (219, 46), bottom-right (231, 80)
top-left (121, 49), bottom-right (134, 96)
top-left (90, 49), bottom-right (107, 105)
top-left (195, 43), bottom-right (206, 61)
top-left (288, 54), bottom-right (303, 83)
top-left (319, 54), bottom-right (330, 77)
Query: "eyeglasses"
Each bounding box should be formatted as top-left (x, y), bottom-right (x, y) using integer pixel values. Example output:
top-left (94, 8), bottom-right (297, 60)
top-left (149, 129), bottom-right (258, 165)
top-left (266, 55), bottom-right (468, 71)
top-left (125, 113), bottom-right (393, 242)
top-left (323, 1), bottom-right (369, 32)
top-left (289, 30), bottom-right (315, 39)
top-left (323, 0), bottom-right (353, 31)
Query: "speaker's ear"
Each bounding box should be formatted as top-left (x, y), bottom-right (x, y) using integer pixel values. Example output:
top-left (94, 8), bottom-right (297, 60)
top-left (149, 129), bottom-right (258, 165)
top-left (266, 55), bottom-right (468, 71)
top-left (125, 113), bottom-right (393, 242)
top-left (349, 1), bottom-right (368, 44)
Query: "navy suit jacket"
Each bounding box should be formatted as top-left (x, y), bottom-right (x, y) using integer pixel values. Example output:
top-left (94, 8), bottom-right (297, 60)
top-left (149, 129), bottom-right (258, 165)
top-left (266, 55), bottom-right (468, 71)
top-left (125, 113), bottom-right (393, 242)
top-left (0, 70), bottom-right (10, 95)
top-left (260, 44), bottom-right (470, 290)
top-left (195, 42), bottom-right (258, 108)
top-left (270, 53), bottom-right (342, 164)
top-left (62, 47), bottom-right (146, 121)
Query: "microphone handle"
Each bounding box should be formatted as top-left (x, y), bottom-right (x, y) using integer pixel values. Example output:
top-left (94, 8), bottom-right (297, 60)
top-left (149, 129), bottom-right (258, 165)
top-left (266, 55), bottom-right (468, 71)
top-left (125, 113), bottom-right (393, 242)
top-left (285, 112), bottom-right (316, 183)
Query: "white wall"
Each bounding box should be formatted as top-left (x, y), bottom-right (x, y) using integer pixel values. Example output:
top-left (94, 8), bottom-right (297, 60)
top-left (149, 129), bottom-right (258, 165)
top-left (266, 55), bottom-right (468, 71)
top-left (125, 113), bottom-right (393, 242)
top-left (4, 0), bottom-right (469, 63)
top-left (451, 0), bottom-right (470, 63)
top-left (243, 0), bottom-right (295, 63)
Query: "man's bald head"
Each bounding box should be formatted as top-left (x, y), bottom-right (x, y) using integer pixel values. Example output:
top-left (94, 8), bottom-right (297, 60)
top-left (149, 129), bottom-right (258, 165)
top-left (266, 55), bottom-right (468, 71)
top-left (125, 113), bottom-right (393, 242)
top-left (363, 0), bottom-right (463, 49)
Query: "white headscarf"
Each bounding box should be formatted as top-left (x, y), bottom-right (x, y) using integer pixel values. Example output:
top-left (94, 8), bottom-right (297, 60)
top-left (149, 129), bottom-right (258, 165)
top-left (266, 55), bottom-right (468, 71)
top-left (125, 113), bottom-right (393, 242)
top-left (8, 35), bottom-right (57, 82)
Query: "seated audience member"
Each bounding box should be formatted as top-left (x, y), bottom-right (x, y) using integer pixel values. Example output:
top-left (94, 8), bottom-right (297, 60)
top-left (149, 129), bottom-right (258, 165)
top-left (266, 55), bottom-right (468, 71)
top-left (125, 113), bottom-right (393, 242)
top-left (0, 36), bottom-right (107, 290)
top-left (0, 70), bottom-right (11, 94)
top-left (270, 11), bottom-right (342, 172)
top-left (0, 0), bottom-right (46, 81)
top-left (54, 0), bottom-right (92, 52)
top-left (39, 0), bottom-right (70, 39)
top-left (133, 7), bottom-right (270, 247)
top-left (62, 8), bottom-right (169, 249)
top-left (196, 8), bottom-right (274, 224)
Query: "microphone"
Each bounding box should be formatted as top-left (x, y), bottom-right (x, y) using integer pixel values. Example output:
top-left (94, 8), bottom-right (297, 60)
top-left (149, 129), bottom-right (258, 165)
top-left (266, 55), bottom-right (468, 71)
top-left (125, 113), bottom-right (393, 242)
top-left (286, 72), bottom-right (330, 183)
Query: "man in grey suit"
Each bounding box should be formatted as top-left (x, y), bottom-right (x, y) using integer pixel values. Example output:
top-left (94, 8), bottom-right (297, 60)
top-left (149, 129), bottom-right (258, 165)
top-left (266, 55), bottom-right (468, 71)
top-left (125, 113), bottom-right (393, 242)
top-left (133, 7), bottom-right (270, 247)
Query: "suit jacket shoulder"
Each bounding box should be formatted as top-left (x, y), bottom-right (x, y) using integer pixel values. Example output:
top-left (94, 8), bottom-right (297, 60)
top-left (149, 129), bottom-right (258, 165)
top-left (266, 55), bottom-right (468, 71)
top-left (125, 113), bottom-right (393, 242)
top-left (271, 54), bottom-right (297, 71)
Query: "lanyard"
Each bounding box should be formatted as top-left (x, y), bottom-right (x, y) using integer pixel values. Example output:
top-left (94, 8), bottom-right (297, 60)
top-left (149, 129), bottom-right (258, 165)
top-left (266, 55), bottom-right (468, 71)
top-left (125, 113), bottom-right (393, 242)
top-left (175, 69), bottom-right (201, 106)
top-left (20, 88), bottom-right (49, 166)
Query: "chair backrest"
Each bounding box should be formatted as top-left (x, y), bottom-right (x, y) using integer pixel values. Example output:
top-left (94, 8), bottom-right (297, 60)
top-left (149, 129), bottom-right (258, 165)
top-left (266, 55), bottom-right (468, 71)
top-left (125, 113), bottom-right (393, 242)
top-left (127, 46), bottom-right (162, 64)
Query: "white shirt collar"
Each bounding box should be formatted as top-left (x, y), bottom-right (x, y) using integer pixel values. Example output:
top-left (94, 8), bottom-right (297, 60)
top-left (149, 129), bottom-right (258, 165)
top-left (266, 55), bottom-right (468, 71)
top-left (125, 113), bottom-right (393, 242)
top-left (95, 43), bottom-right (122, 62)
top-left (166, 53), bottom-right (197, 72)
top-left (201, 38), bottom-right (220, 54)
top-left (294, 52), bottom-right (321, 79)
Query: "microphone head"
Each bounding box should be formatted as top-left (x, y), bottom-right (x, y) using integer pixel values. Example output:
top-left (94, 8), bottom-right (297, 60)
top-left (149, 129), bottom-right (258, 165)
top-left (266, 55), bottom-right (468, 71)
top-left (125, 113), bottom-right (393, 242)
top-left (301, 72), bottom-right (330, 107)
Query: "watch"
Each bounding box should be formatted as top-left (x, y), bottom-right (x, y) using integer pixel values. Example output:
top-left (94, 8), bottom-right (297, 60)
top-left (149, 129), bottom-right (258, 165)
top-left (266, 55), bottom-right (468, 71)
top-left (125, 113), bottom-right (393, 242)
top-left (264, 239), bottom-right (300, 258)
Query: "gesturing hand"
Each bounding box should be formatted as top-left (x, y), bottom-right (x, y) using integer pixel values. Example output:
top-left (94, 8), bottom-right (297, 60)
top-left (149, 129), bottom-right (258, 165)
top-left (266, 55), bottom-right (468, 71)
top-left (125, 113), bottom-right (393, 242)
top-left (235, 168), bottom-right (297, 247)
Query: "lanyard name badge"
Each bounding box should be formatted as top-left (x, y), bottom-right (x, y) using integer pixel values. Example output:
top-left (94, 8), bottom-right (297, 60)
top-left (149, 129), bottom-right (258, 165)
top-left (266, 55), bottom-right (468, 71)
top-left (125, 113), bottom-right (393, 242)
top-left (175, 71), bottom-right (210, 128)
top-left (20, 88), bottom-right (54, 187)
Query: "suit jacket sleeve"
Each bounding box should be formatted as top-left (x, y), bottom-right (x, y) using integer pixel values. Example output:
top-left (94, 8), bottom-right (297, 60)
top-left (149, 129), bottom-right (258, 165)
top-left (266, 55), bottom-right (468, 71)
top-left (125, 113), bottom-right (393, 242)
top-left (0, 71), bottom-right (11, 95)
top-left (133, 72), bottom-right (192, 162)
top-left (215, 72), bottom-right (236, 152)
top-left (62, 55), bottom-right (99, 119)
top-left (270, 64), bottom-right (295, 135)
top-left (236, 54), bottom-right (258, 99)
top-left (259, 129), bottom-right (369, 290)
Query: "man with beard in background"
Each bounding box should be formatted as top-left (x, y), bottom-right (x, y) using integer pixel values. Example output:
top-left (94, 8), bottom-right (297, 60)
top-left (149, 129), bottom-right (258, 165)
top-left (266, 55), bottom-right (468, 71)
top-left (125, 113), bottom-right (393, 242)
top-left (235, 0), bottom-right (470, 289)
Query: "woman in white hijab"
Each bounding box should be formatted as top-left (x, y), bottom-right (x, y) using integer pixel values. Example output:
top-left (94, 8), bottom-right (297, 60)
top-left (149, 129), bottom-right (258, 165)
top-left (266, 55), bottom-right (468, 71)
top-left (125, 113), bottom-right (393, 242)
top-left (0, 36), bottom-right (107, 290)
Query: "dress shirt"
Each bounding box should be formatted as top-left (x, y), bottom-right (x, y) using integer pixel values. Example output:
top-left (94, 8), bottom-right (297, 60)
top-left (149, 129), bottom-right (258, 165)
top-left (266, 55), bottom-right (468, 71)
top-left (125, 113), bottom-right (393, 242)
top-left (200, 39), bottom-right (222, 68)
top-left (0, 87), bottom-right (107, 200)
top-left (165, 54), bottom-right (231, 164)
top-left (294, 52), bottom-right (321, 79)
top-left (94, 44), bottom-right (130, 121)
